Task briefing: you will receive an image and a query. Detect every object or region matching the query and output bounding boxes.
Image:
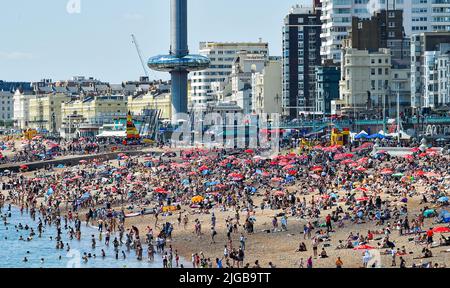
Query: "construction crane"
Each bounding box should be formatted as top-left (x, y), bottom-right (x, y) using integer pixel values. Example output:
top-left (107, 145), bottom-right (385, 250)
top-left (131, 34), bottom-right (149, 78)
top-left (131, 34), bottom-right (161, 142)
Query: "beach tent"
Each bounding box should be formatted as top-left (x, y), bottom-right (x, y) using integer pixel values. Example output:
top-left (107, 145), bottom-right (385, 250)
top-left (367, 133), bottom-right (385, 139)
top-left (388, 131), bottom-right (411, 140)
top-left (423, 209), bottom-right (436, 218)
top-left (438, 211), bottom-right (450, 223)
top-left (438, 196), bottom-right (449, 203)
top-left (355, 131), bottom-right (369, 139)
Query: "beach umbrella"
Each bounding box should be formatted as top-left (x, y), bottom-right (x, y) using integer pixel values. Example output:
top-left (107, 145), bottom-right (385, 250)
top-left (273, 191), bottom-right (285, 197)
top-left (356, 187), bottom-right (368, 192)
top-left (228, 173), bottom-right (244, 181)
top-left (154, 187), bottom-right (169, 194)
top-left (20, 164), bottom-right (29, 170)
top-left (356, 197), bottom-right (369, 202)
top-left (80, 192), bottom-right (91, 200)
top-left (358, 142), bottom-right (374, 150)
top-left (244, 149), bottom-right (254, 154)
top-left (271, 177), bottom-right (283, 183)
top-left (198, 165), bottom-right (209, 172)
top-left (355, 167), bottom-right (367, 173)
top-left (353, 244), bottom-right (375, 250)
top-left (341, 159), bottom-right (354, 165)
top-left (425, 172), bottom-right (440, 178)
top-left (288, 170), bottom-right (297, 176)
top-left (438, 197), bottom-right (449, 203)
top-left (357, 157), bottom-right (369, 164)
top-left (46, 187), bottom-right (54, 196)
top-left (187, 171), bottom-right (197, 176)
top-left (432, 227), bottom-right (450, 233)
top-left (404, 154), bottom-right (414, 160)
top-left (380, 168), bottom-right (393, 175)
top-left (419, 153), bottom-right (428, 158)
top-left (282, 164), bottom-right (295, 171)
top-left (311, 166), bottom-right (323, 172)
top-left (206, 181), bottom-right (219, 187)
top-left (191, 195), bottom-right (204, 203)
top-left (79, 160), bottom-right (87, 164)
top-left (262, 172), bottom-right (271, 177)
top-left (392, 173), bottom-right (404, 177)
top-left (414, 170), bottom-right (425, 176)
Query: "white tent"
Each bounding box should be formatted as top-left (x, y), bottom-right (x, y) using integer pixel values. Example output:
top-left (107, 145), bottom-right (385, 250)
top-left (388, 131), bottom-right (411, 140)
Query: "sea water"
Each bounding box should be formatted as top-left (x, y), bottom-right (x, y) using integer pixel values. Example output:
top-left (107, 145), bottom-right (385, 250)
top-left (0, 206), bottom-right (169, 268)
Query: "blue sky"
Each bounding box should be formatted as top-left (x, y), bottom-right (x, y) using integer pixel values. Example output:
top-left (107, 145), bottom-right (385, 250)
top-left (0, 0), bottom-right (308, 83)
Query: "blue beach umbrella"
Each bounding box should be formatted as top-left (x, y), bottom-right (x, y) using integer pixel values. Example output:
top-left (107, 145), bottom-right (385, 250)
top-left (46, 187), bottom-right (54, 196)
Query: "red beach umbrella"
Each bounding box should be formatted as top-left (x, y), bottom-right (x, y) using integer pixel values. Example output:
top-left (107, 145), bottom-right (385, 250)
top-left (311, 166), bottom-right (323, 172)
top-left (380, 168), bottom-right (393, 175)
top-left (433, 227), bottom-right (450, 233)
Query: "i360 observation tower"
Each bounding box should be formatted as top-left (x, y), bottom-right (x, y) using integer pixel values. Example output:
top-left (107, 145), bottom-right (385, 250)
top-left (148, 0), bottom-right (210, 119)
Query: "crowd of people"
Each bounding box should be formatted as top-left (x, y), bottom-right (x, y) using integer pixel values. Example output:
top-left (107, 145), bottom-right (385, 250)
top-left (0, 135), bottom-right (449, 268)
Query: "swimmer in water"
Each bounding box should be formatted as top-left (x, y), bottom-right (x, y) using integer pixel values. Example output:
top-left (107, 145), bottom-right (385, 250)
top-left (19, 236), bottom-right (24, 241)
top-left (40, 258), bottom-right (44, 263)
top-left (23, 257), bottom-right (28, 262)
top-left (101, 249), bottom-right (106, 258)
top-left (122, 251), bottom-right (126, 259)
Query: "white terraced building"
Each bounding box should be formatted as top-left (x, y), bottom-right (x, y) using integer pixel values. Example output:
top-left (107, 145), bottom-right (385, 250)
top-left (190, 42), bottom-right (269, 110)
top-left (320, 0), bottom-right (450, 64)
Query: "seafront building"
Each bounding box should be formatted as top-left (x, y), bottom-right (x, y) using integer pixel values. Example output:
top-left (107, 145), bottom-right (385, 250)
top-left (319, 0), bottom-right (450, 64)
top-left (410, 32), bottom-right (450, 111)
top-left (190, 41), bottom-right (269, 109)
top-left (282, 4), bottom-right (322, 118)
top-left (251, 57), bottom-right (283, 116)
top-left (229, 51), bottom-right (266, 114)
top-left (315, 64), bottom-right (341, 114)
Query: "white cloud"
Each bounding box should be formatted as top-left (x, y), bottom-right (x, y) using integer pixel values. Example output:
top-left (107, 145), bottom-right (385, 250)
top-left (0, 51), bottom-right (34, 60)
top-left (123, 13), bottom-right (144, 21)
